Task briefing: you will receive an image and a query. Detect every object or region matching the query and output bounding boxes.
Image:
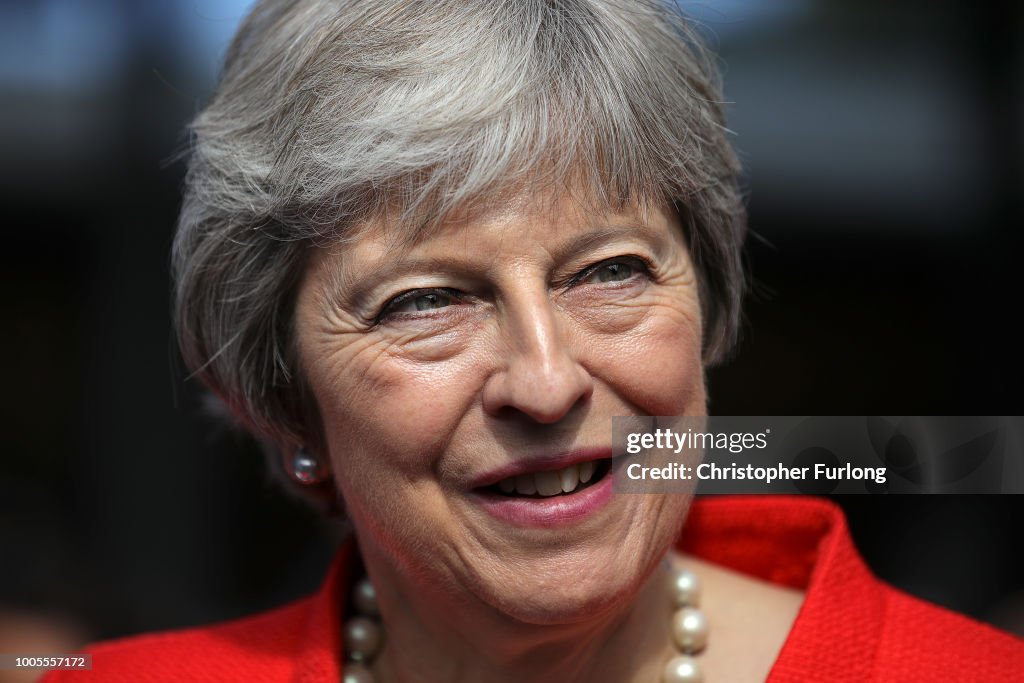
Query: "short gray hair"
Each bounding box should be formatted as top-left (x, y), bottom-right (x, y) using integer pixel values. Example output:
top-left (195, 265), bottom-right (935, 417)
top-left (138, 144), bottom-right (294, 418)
top-left (173, 0), bottom-right (747, 449)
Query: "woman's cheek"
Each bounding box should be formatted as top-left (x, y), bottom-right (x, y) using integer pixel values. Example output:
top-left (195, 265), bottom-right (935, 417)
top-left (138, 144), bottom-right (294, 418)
top-left (324, 345), bottom-right (489, 469)
top-left (582, 300), bottom-right (704, 417)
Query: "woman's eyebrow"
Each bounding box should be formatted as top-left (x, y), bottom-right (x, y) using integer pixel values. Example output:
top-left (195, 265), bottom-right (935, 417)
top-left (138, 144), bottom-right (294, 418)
top-left (550, 223), bottom-right (669, 263)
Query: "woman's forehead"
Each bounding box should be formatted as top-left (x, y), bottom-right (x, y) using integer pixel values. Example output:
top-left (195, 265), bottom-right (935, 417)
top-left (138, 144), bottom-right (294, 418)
top-left (343, 184), bottom-right (667, 252)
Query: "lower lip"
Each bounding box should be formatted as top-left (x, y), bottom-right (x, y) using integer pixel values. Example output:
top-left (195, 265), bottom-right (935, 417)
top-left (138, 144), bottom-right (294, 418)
top-left (469, 470), bottom-right (614, 528)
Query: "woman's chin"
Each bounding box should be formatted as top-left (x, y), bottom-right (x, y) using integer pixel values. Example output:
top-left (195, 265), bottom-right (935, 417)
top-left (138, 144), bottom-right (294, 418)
top-left (469, 558), bottom-right (653, 627)
top-left (458, 504), bottom-right (688, 626)
top-left (486, 581), bottom-right (630, 627)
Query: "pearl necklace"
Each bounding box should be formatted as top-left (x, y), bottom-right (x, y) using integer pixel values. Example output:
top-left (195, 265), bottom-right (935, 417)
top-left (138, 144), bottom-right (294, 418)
top-left (342, 564), bottom-right (709, 683)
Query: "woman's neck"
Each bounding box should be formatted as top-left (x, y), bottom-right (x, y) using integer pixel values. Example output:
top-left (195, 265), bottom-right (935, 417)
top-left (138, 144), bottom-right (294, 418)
top-left (364, 554), bottom-right (676, 683)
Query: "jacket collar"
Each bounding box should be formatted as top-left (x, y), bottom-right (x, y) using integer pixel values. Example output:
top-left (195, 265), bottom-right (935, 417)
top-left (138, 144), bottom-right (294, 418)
top-left (679, 496), bottom-right (884, 681)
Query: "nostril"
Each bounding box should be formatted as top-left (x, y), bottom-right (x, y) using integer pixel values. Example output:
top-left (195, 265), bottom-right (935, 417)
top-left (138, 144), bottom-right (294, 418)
top-left (483, 365), bottom-right (594, 424)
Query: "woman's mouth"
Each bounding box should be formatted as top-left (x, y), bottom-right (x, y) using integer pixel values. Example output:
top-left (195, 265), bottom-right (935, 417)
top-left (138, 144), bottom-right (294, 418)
top-left (485, 459), bottom-right (612, 498)
top-left (471, 457), bottom-right (615, 528)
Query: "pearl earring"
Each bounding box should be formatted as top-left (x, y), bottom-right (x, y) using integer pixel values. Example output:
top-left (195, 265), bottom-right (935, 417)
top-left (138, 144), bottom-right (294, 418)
top-left (290, 448), bottom-right (328, 485)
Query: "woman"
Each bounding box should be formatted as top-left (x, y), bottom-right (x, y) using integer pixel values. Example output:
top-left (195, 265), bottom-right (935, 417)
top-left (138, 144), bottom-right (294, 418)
top-left (45, 1), bottom-right (1020, 681)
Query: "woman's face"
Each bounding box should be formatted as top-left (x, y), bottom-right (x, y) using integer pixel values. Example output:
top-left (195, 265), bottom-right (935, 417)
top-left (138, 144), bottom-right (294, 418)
top-left (294, 192), bottom-right (705, 624)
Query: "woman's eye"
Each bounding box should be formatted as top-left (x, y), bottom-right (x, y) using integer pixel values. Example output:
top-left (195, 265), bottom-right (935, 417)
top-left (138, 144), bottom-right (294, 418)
top-left (579, 257), bottom-right (650, 285)
top-left (378, 288), bottom-right (459, 320)
top-left (405, 292), bottom-right (451, 311)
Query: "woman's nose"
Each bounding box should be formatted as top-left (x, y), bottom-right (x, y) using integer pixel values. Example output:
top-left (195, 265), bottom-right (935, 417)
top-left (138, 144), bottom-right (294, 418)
top-left (481, 292), bottom-right (594, 424)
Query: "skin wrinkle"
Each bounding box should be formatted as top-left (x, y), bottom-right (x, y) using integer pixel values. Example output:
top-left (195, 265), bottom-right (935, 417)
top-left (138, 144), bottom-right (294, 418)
top-left (294, 191), bottom-right (707, 682)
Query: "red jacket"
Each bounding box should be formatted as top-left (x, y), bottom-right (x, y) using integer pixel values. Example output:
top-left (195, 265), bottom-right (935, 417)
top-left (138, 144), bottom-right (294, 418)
top-left (43, 497), bottom-right (1022, 681)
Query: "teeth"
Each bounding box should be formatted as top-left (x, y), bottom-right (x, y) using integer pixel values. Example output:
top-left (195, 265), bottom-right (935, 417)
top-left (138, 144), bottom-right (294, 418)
top-left (579, 460), bottom-right (595, 484)
top-left (515, 474), bottom-right (537, 495)
top-left (496, 461), bottom-right (600, 497)
top-left (559, 464), bottom-right (579, 493)
top-left (535, 470), bottom-right (562, 496)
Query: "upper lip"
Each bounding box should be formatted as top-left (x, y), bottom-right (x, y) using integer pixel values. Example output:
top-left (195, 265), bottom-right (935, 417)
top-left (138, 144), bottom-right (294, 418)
top-left (469, 447), bottom-right (612, 489)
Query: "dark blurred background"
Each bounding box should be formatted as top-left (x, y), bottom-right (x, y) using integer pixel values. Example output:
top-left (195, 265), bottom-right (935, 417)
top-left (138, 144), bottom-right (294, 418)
top-left (2, 0), bottom-right (1022, 661)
